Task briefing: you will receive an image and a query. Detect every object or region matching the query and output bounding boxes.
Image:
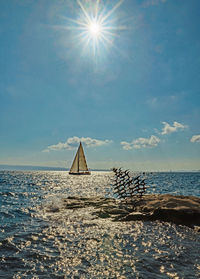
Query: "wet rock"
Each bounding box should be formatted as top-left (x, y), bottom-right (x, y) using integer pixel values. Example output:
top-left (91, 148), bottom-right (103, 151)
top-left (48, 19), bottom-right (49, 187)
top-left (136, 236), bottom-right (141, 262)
top-left (151, 208), bottom-right (200, 226)
top-left (119, 212), bottom-right (151, 222)
top-left (103, 208), bottom-right (129, 215)
top-left (46, 207), bottom-right (60, 213)
top-left (123, 194), bottom-right (200, 227)
top-left (194, 226), bottom-right (200, 232)
top-left (93, 210), bottom-right (111, 219)
top-left (62, 194), bottom-right (200, 228)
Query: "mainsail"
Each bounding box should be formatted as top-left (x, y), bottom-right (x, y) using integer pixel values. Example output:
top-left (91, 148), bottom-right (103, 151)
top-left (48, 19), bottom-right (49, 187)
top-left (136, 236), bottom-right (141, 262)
top-left (69, 142), bottom-right (90, 175)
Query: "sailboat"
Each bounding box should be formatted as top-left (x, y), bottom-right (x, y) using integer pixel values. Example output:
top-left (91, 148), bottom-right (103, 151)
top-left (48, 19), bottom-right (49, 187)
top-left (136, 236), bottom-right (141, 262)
top-left (69, 142), bottom-right (91, 175)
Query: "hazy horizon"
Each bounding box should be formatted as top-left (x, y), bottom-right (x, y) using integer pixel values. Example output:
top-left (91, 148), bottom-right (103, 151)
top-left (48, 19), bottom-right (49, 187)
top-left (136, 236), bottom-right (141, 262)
top-left (0, 163), bottom-right (199, 173)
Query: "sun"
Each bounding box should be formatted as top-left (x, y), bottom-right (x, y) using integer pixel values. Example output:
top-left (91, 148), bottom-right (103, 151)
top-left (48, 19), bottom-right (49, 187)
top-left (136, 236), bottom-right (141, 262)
top-left (88, 21), bottom-right (102, 38)
top-left (62, 0), bottom-right (125, 57)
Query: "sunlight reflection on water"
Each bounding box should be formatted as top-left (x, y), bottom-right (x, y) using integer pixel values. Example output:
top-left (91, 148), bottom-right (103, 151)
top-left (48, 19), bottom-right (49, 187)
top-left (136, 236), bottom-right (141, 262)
top-left (0, 171), bottom-right (200, 278)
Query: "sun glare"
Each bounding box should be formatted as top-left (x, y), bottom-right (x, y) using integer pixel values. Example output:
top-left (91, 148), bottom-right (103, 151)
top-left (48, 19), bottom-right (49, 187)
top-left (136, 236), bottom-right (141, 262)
top-left (88, 22), bottom-right (101, 37)
top-left (62, 0), bottom-right (125, 57)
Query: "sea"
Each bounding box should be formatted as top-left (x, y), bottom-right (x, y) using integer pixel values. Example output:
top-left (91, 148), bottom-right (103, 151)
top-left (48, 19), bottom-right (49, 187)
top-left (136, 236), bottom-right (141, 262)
top-left (0, 170), bottom-right (200, 279)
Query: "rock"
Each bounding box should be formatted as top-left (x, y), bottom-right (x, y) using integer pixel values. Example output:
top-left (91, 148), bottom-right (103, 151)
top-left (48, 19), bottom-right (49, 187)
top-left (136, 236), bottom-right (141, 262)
top-left (92, 210), bottom-right (111, 219)
top-left (102, 208), bottom-right (129, 215)
top-left (151, 208), bottom-right (200, 226)
top-left (46, 207), bottom-right (60, 213)
top-left (62, 194), bottom-right (200, 228)
top-left (194, 226), bottom-right (200, 232)
top-left (125, 194), bottom-right (200, 227)
top-left (120, 212), bottom-right (151, 222)
top-left (133, 194), bottom-right (200, 212)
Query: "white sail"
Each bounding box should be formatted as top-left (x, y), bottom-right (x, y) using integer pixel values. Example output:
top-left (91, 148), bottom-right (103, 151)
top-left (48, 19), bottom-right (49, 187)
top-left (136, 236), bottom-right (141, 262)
top-left (69, 148), bottom-right (79, 173)
top-left (69, 142), bottom-right (90, 175)
top-left (78, 142), bottom-right (89, 171)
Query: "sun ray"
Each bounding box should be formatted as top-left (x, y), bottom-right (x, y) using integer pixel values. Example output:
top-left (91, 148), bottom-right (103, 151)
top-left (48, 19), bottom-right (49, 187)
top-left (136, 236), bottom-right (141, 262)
top-left (63, 17), bottom-right (87, 27)
top-left (100, 33), bottom-right (114, 45)
top-left (95, 0), bottom-right (100, 19)
top-left (77, 0), bottom-right (93, 24)
top-left (103, 30), bottom-right (119, 37)
top-left (61, 0), bottom-right (125, 58)
top-left (100, 0), bottom-right (124, 23)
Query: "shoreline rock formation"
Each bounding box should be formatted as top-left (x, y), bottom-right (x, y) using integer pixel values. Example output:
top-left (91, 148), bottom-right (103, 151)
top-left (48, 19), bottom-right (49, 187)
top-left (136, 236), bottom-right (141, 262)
top-left (62, 194), bottom-right (200, 229)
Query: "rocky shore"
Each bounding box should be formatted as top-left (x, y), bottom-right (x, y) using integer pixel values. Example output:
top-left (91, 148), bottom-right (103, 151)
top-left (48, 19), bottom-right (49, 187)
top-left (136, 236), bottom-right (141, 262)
top-left (62, 194), bottom-right (200, 229)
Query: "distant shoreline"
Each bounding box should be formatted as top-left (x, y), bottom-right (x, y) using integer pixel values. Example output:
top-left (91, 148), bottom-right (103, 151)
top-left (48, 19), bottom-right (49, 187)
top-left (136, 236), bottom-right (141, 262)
top-left (0, 164), bottom-right (199, 172)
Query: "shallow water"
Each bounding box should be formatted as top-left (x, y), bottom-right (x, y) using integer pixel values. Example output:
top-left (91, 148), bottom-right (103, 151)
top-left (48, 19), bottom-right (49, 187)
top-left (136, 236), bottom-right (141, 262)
top-left (0, 171), bottom-right (200, 278)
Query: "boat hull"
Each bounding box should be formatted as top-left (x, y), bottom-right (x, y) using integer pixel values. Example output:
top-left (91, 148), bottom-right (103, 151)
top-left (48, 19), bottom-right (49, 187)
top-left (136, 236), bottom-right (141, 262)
top-left (69, 171), bottom-right (91, 175)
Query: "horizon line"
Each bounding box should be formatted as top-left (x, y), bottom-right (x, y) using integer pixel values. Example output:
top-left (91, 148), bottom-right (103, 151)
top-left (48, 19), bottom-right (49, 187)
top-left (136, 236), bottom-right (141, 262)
top-left (0, 164), bottom-right (199, 172)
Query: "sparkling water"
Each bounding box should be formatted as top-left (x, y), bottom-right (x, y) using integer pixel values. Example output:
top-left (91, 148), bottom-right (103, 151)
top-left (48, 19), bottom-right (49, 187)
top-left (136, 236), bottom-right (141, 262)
top-left (0, 171), bottom-right (199, 278)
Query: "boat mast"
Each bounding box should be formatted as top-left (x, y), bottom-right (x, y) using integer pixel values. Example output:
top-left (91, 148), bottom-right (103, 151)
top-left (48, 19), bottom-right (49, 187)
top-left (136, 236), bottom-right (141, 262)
top-left (77, 143), bottom-right (80, 173)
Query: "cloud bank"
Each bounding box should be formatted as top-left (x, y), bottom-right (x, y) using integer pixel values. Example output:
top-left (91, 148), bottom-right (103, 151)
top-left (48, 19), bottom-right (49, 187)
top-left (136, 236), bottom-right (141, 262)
top-left (161, 121), bottom-right (187, 135)
top-left (120, 120), bottom-right (191, 151)
top-left (43, 136), bottom-right (112, 152)
top-left (190, 135), bottom-right (200, 143)
top-left (121, 135), bottom-right (160, 150)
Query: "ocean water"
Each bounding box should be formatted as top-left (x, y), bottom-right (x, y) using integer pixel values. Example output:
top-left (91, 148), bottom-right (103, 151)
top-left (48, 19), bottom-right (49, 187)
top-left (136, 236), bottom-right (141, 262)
top-left (0, 170), bottom-right (199, 279)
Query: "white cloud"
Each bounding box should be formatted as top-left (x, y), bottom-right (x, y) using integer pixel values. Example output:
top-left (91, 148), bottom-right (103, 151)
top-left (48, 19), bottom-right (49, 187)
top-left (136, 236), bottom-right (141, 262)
top-left (120, 141), bottom-right (133, 150)
top-left (161, 121), bottom-right (187, 135)
top-left (190, 135), bottom-right (200, 143)
top-left (121, 135), bottom-right (160, 150)
top-left (43, 136), bottom-right (112, 152)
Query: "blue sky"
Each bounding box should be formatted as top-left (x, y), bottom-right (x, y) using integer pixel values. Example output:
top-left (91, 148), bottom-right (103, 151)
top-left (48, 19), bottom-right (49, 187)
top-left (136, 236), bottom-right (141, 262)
top-left (0, 0), bottom-right (200, 171)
